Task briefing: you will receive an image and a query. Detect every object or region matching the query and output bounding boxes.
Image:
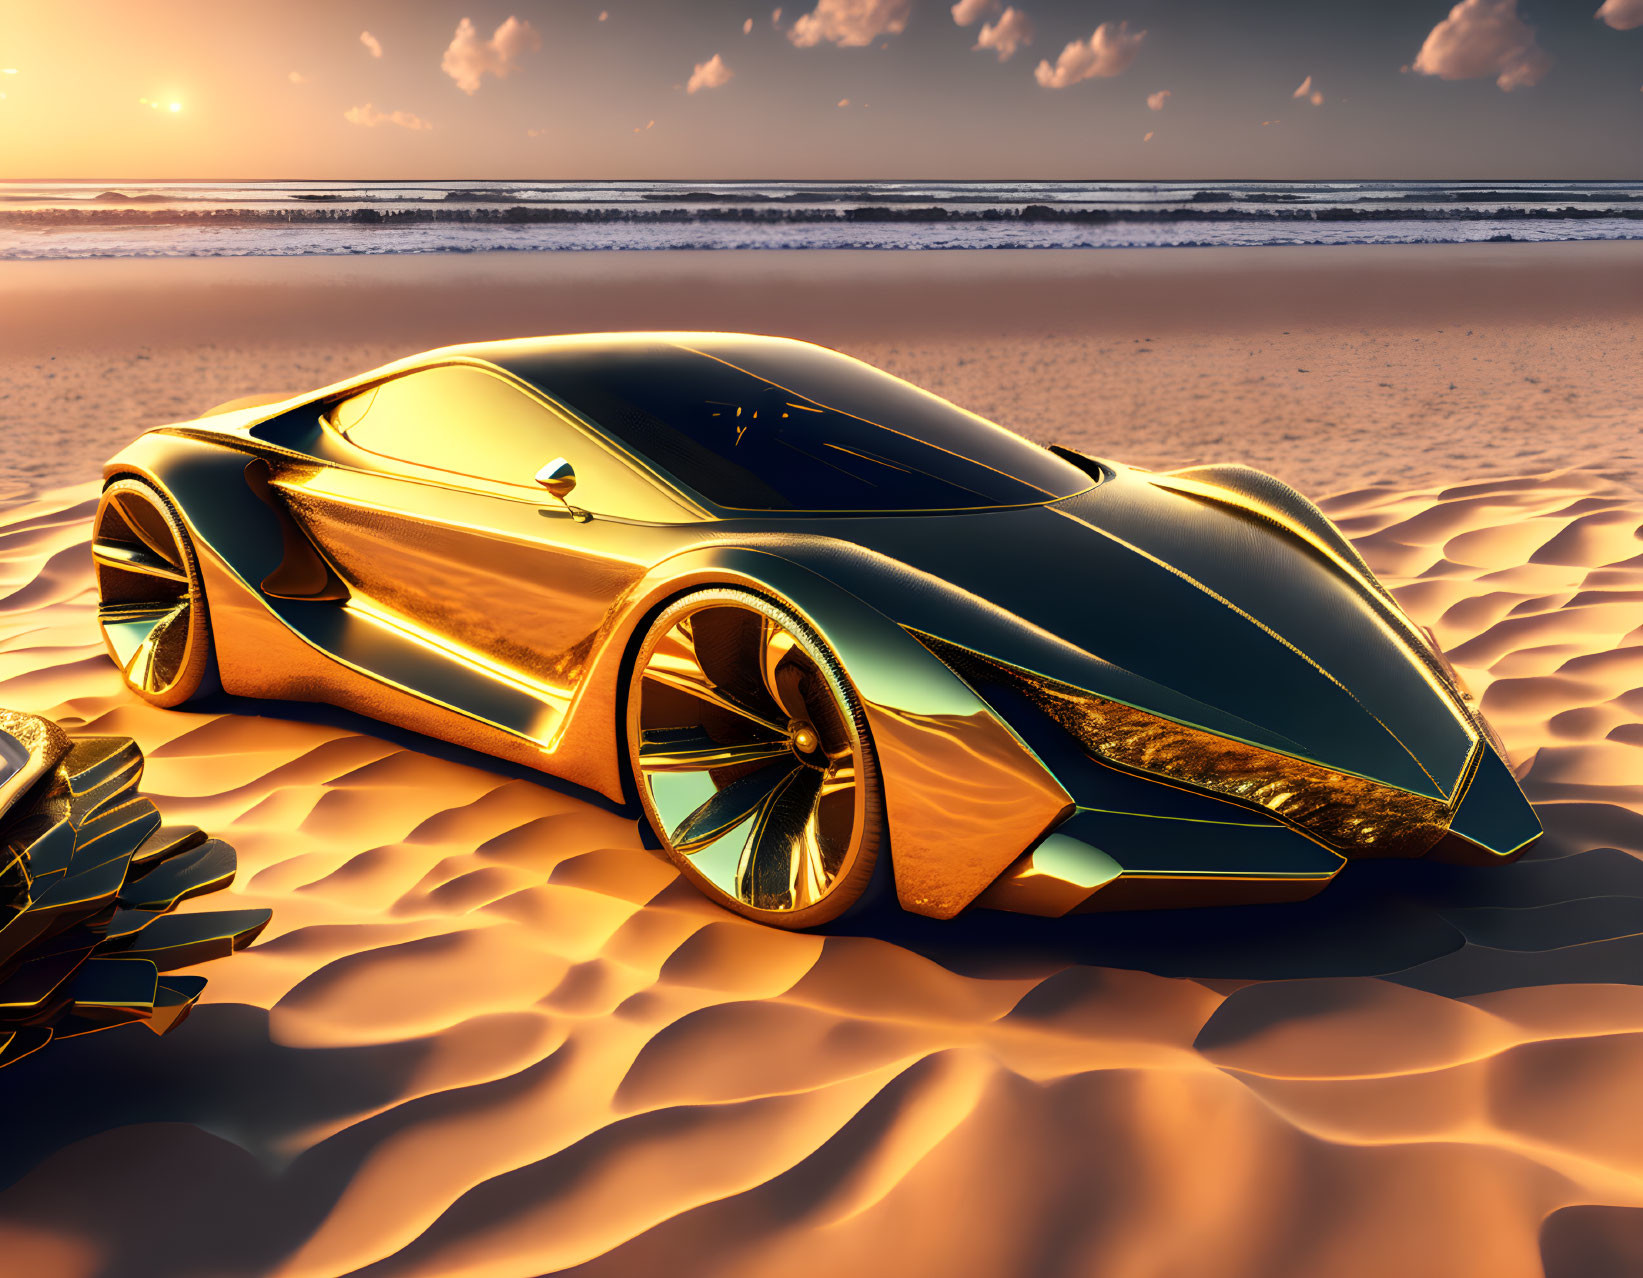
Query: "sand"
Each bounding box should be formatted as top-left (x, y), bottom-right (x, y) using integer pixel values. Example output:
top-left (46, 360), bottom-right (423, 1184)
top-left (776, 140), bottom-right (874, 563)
top-left (3, 242), bottom-right (1641, 499)
top-left (0, 243), bottom-right (1640, 1277)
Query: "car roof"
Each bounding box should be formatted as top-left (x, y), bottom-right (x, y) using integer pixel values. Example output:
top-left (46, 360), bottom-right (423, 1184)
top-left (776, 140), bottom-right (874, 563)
top-left (454, 331), bottom-right (846, 381)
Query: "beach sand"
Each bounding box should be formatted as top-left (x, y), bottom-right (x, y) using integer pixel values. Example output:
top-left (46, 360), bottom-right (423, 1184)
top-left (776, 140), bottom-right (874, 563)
top-left (0, 243), bottom-right (1641, 1277)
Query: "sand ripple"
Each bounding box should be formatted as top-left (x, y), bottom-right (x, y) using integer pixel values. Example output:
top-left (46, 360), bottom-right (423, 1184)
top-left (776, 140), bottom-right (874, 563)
top-left (0, 469), bottom-right (1640, 1277)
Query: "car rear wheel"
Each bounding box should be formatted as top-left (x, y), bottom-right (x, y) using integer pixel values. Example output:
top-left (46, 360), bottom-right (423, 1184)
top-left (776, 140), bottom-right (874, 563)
top-left (628, 588), bottom-right (883, 928)
top-left (92, 478), bottom-right (214, 707)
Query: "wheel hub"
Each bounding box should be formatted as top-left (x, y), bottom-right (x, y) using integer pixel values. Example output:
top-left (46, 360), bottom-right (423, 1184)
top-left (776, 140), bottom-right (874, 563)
top-left (789, 721), bottom-right (820, 758)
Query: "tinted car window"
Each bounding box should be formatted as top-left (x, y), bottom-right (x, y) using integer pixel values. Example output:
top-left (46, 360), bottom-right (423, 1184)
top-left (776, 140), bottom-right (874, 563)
top-left (505, 339), bottom-right (1092, 512)
top-left (329, 364), bottom-right (669, 517)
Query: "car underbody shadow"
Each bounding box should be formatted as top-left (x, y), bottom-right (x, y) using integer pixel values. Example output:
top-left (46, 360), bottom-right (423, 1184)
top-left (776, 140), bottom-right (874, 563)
top-left (825, 797), bottom-right (1643, 999)
top-left (180, 689), bottom-right (639, 820)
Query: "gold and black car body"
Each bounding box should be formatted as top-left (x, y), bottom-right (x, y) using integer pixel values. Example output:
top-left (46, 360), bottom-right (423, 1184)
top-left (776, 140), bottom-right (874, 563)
top-left (95, 333), bottom-right (1540, 928)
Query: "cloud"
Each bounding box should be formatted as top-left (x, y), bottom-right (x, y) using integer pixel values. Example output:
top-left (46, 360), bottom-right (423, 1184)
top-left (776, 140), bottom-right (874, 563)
top-left (837, 97), bottom-right (850, 106)
top-left (1596, 0), bottom-right (1643, 29)
top-left (1033, 21), bottom-right (1144, 88)
top-left (772, 7), bottom-right (783, 24)
top-left (687, 53), bottom-right (733, 93)
top-left (1146, 88), bottom-right (1170, 110)
top-left (1292, 74), bottom-right (1323, 105)
top-left (632, 118), bottom-right (656, 133)
top-left (442, 16), bottom-right (541, 94)
top-left (743, 17), bottom-right (754, 33)
top-left (360, 31), bottom-right (383, 59)
top-left (288, 71), bottom-right (309, 85)
top-left (950, 0), bottom-right (997, 25)
top-left (1412, 0), bottom-right (1550, 91)
top-left (599, 9), bottom-right (609, 19)
top-left (1143, 130), bottom-right (1154, 141)
top-left (789, 0), bottom-right (911, 48)
top-left (974, 8), bottom-right (1033, 60)
top-left (344, 103), bottom-right (431, 131)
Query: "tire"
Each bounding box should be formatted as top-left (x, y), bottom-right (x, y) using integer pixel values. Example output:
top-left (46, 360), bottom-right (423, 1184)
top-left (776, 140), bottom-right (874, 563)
top-left (92, 478), bottom-right (215, 707)
top-left (627, 588), bottom-right (885, 929)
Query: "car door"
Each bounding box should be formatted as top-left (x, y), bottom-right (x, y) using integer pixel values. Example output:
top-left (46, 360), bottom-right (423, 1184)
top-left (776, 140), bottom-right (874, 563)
top-left (277, 362), bottom-right (699, 705)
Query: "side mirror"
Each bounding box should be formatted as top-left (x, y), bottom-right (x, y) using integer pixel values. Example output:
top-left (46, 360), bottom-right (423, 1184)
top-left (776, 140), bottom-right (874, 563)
top-left (535, 458), bottom-right (590, 522)
top-left (535, 458), bottom-right (577, 499)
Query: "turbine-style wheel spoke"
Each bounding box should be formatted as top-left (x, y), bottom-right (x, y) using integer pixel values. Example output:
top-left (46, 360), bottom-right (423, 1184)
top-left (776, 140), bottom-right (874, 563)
top-left (108, 601), bottom-right (190, 693)
top-left (630, 592), bottom-right (877, 925)
top-left (109, 490), bottom-right (183, 565)
top-left (98, 601), bottom-right (185, 671)
top-left (673, 761), bottom-right (796, 853)
top-left (92, 481), bottom-right (208, 705)
top-left (759, 617), bottom-right (808, 721)
top-left (790, 813), bottom-right (831, 910)
top-left (737, 765), bottom-right (826, 909)
top-left (91, 539), bottom-right (188, 584)
top-left (642, 624), bottom-right (787, 735)
top-left (637, 725), bottom-right (792, 773)
top-left (689, 607), bottom-right (789, 725)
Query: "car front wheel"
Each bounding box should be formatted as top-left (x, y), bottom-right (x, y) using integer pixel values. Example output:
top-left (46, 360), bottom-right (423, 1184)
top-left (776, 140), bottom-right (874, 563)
top-left (627, 588), bottom-right (884, 928)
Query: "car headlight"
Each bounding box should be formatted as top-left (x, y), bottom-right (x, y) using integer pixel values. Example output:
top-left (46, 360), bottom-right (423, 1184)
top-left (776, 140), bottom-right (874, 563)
top-left (922, 636), bottom-right (1461, 858)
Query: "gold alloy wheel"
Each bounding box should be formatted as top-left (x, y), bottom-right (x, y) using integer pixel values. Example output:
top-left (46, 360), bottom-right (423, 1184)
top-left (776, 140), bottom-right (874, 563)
top-left (92, 479), bottom-right (213, 707)
top-left (628, 589), bottom-right (883, 928)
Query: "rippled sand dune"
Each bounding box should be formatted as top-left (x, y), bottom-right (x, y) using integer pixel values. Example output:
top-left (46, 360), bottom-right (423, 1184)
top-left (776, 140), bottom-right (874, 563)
top-left (0, 456), bottom-right (1639, 1278)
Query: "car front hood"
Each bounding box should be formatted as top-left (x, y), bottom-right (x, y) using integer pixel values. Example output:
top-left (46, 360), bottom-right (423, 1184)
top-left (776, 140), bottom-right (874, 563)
top-left (778, 465), bottom-right (1477, 802)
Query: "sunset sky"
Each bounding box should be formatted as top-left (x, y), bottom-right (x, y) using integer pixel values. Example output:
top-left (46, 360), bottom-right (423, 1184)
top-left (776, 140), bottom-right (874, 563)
top-left (1, 0), bottom-right (1640, 180)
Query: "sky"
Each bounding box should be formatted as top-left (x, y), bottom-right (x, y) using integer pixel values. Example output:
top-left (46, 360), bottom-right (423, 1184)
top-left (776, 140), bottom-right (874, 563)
top-left (0, 0), bottom-right (1639, 180)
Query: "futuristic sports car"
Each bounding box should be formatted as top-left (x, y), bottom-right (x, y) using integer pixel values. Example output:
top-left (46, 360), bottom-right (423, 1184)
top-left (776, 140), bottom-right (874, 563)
top-left (95, 333), bottom-right (1540, 928)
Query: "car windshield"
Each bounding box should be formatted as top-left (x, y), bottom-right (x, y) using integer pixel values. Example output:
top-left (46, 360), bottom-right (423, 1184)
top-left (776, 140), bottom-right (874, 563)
top-left (501, 337), bottom-right (1093, 513)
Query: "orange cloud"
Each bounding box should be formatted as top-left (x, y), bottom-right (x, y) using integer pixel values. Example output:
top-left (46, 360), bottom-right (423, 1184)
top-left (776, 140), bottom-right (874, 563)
top-left (1412, 0), bottom-right (1549, 91)
top-left (1146, 89), bottom-right (1170, 110)
top-left (687, 53), bottom-right (734, 93)
top-left (1596, 0), bottom-right (1643, 28)
top-left (1034, 21), bottom-right (1144, 88)
top-left (288, 71), bottom-right (309, 86)
top-left (1143, 130), bottom-right (1154, 141)
top-left (744, 17), bottom-right (754, 33)
top-left (789, 0), bottom-right (911, 48)
top-left (975, 8), bottom-right (1034, 61)
top-left (344, 103), bottom-right (432, 131)
top-left (1293, 74), bottom-right (1324, 105)
top-left (442, 16), bottom-right (542, 95)
top-left (950, 0), bottom-right (997, 24)
top-left (359, 31), bottom-right (383, 59)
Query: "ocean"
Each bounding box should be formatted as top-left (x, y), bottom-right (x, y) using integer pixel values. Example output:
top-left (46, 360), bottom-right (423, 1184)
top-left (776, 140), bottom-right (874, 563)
top-left (2, 179), bottom-right (1639, 259)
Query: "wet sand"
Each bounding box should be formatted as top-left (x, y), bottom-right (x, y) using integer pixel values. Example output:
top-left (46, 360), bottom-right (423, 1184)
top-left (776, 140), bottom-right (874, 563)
top-left (0, 244), bottom-right (1640, 1277)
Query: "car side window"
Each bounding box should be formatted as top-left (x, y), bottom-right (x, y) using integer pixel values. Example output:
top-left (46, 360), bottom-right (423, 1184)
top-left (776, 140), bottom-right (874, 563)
top-left (330, 365), bottom-right (674, 518)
